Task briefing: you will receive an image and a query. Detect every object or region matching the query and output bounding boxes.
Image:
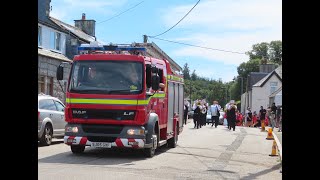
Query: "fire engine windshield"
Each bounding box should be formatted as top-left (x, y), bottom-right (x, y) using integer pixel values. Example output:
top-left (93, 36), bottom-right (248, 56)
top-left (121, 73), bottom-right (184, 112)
top-left (69, 61), bottom-right (143, 94)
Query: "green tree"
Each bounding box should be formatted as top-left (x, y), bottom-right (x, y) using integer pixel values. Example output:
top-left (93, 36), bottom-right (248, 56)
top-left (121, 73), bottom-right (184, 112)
top-left (191, 70), bottom-right (197, 81)
top-left (182, 63), bottom-right (191, 80)
top-left (237, 58), bottom-right (260, 93)
top-left (269, 40), bottom-right (282, 64)
top-left (247, 42), bottom-right (269, 60)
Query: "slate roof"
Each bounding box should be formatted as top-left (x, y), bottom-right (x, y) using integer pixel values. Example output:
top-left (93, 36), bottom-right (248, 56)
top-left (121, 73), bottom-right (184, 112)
top-left (49, 17), bottom-right (96, 43)
top-left (38, 47), bottom-right (72, 62)
top-left (254, 65), bottom-right (282, 87)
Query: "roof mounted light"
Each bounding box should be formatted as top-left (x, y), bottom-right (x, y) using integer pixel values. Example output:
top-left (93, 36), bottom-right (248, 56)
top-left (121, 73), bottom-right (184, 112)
top-left (77, 42), bottom-right (146, 55)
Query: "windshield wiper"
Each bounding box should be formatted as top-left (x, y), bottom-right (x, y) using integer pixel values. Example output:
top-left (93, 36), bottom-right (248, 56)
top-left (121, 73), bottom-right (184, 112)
top-left (107, 89), bottom-right (141, 94)
top-left (70, 89), bottom-right (110, 94)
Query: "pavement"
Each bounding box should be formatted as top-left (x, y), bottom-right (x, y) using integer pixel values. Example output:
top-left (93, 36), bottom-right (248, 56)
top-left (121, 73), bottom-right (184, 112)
top-left (188, 117), bottom-right (283, 160)
top-left (39, 118), bottom-right (282, 180)
top-left (273, 128), bottom-right (282, 145)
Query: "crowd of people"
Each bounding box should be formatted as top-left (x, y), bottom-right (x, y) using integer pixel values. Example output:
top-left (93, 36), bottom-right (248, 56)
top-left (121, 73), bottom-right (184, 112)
top-left (184, 99), bottom-right (282, 132)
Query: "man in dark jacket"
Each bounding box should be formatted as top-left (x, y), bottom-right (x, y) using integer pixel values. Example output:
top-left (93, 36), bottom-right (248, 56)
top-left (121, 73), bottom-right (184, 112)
top-left (184, 102), bottom-right (189, 125)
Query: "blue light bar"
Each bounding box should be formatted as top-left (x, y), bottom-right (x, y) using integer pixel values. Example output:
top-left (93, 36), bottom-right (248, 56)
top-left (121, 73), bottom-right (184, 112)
top-left (77, 45), bottom-right (146, 53)
top-left (104, 46), bottom-right (146, 52)
top-left (78, 46), bottom-right (105, 51)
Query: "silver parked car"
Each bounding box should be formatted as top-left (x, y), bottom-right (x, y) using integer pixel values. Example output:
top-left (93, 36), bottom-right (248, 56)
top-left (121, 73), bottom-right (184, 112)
top-left (219, 111), bottom-right (225, 125)
top-left (207, 110), bottom-right (225, 125)
top-left (38, 94), bottom-right (66, 145)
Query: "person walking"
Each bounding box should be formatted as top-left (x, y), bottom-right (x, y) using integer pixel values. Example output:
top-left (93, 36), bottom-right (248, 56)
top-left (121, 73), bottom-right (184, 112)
top-left (201, 100), bottom-right (208, 127)
top-left (183, 101), bottom-right (189, 125)
top-left (259, 106), bottom-right (267, 131)
top-left (278, 107), bottom-right (282, 132)
top-left (193, 100), bottom-right (201, 129)
top-left (270, 103), bottom-right (277, 130)
top-left (229, 103), bottom-right (237, 131)
top-left (246, 107), bottom-right (253, 127)
top-left (226, 103), bottom-right (231, 129)
top-left (210, 100), bottom-right (221, 128)
top-left (276, 105), bottom-right (282, 128)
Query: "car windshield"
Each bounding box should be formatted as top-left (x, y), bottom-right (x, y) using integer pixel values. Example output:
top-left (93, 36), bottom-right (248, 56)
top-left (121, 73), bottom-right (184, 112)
top-left (69, 61), bottom-right (143, 94)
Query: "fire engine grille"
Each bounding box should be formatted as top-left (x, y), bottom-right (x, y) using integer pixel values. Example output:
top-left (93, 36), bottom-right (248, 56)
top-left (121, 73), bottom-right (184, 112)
top-left (72, 109), bottom-right (136, 120)
top-left (87, 136), bottom-right (117, 142)
top-left (82, 124), bottom-right (124, 134)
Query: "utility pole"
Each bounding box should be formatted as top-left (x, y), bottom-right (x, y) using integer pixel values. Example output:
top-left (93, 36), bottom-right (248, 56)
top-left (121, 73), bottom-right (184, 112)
top-left (143, 35), bottom-right (148, 43)
top-left (190, 82), bottom-right (192, 105)
top-left (226, 87), bottom-right (228, 102)
top-left (238, 76), bottom-right (244, 113)
top-left (239, 77), bottom-right (243, 96)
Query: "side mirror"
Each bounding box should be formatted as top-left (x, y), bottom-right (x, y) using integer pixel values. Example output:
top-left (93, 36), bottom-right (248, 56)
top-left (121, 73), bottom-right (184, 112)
top-left (151, 74), bottom-right (160, 90)
top-left (57, 65), bottom-right (64, 80)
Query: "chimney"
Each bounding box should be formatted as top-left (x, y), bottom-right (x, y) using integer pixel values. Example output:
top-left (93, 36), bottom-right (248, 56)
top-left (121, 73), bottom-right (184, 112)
top-left (45, 0), bottom-right (51, 16)
top-left (259, 64), bottom-right (276, 73)
top-left (74, 13), bottom-right (96, 37)
top-left (38, 0), bottom-right (51, 18)
top-left (143, 35), bottom-right (148, 43)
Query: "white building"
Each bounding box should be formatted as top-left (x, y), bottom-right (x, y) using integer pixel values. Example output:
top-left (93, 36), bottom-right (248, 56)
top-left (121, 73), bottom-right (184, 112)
top-left (250, 65), bottom-right (282, 113)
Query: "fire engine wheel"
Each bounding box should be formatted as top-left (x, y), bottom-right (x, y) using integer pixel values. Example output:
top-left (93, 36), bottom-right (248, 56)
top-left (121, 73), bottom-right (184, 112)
top-left (71, 145), bottom-right (85, 154)
top-left (168, 124), bottom-right (178, 148)
top-left (40, 124), bottom-right (53, 146)
top-left (143, 133), bottom-right (157, 158)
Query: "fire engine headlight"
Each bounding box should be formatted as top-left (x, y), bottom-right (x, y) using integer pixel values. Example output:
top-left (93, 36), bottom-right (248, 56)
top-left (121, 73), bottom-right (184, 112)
top-left (127, 129), bottom-right (145, 135)
top-left (65, 126), bottom-right (79, 133)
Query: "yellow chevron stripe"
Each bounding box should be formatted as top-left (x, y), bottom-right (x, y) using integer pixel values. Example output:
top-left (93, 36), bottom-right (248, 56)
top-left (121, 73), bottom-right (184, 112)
top-left (66, 93), bottom-right (166, 105)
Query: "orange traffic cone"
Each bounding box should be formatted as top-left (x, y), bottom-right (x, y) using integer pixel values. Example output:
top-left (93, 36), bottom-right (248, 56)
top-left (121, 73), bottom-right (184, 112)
top-left (269, 140), bottom-right (278, 156)
top-left (266, 128), bottom-right (274, 140)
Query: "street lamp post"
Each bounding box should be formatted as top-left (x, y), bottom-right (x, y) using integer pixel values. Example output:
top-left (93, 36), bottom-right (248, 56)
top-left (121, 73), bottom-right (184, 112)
top-left (239, 77), bottom-right (243, 96)
top-left (190, 82), bottom-right (192, 104)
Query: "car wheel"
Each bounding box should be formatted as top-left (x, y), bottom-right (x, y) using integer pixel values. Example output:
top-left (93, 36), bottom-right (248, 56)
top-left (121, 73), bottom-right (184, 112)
top-left (40, 124), bottom-right (53, 146)
top-left (143, 131), bottom-right (157, 158)
top-left (71, 145), bottom-right (85, 154)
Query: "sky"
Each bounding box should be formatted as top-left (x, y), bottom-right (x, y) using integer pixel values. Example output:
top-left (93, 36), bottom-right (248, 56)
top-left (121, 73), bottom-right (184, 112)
top-left (50, 0), bottom-right (282, 82)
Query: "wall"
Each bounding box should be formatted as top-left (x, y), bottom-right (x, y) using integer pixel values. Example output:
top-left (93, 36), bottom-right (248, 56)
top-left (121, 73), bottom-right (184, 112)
top-left (38, 55), bottom-right (71, 103)
top-left (251, 75), bottom-right (282, 113)
top-left (240, 92), bottom-right (247, 114)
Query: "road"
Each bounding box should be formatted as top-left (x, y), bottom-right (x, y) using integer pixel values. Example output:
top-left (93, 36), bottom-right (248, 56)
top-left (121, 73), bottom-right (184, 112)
top-left (38, 120), bottom-right (282, 180)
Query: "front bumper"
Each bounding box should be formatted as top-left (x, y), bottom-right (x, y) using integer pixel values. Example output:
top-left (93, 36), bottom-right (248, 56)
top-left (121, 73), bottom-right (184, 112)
top-left (64, 136), bottom-right (145, 148)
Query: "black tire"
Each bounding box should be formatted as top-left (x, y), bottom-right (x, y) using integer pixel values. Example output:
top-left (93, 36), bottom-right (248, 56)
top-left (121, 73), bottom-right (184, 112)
top-left (40, 124), bottom-right (53, 146)
top-left (143, 132), bottom-right (158, 158)
top-left (71, 145), bottom-right (85, 154)
top-left (168, 124), bottom-right (178, 148)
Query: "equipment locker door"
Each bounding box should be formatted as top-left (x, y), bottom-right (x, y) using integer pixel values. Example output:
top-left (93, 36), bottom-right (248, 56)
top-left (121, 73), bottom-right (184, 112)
top-left (167, 82), bottom-right (174, 135)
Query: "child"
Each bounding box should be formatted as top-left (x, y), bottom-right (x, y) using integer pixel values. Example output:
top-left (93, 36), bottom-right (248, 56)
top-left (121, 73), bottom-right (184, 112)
top-left (252, 111), bottom-right (257, 127)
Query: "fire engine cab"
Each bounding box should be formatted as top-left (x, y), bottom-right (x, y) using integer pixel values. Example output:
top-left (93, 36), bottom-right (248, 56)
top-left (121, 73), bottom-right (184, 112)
top-left (57, 42), bottom-right (184, 157)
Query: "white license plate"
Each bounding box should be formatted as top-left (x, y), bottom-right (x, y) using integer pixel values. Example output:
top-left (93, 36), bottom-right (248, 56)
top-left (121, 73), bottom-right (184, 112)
top-left (91, 142), bottom-right (112, 148)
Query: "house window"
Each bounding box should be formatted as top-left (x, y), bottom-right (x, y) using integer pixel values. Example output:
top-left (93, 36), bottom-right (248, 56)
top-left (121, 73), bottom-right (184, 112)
top-left (38, 76), bottom-right (53, 95)
top-left (38, 76), bottom-right (45, 93)
top-left (46, 77), bottom-right (54, 96)
top-left (270, 82), bottom-right (278, 94)
top-left (50, 31), bottom-right (61, 51)
top-left (38, 26), bottom-right (42, 46)
top-left (55, 32), bottom-right (61, 50)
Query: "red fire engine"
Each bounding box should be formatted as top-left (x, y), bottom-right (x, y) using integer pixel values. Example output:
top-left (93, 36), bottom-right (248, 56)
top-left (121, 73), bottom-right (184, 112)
top-left (57, 42), bottom-right (184, 157)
